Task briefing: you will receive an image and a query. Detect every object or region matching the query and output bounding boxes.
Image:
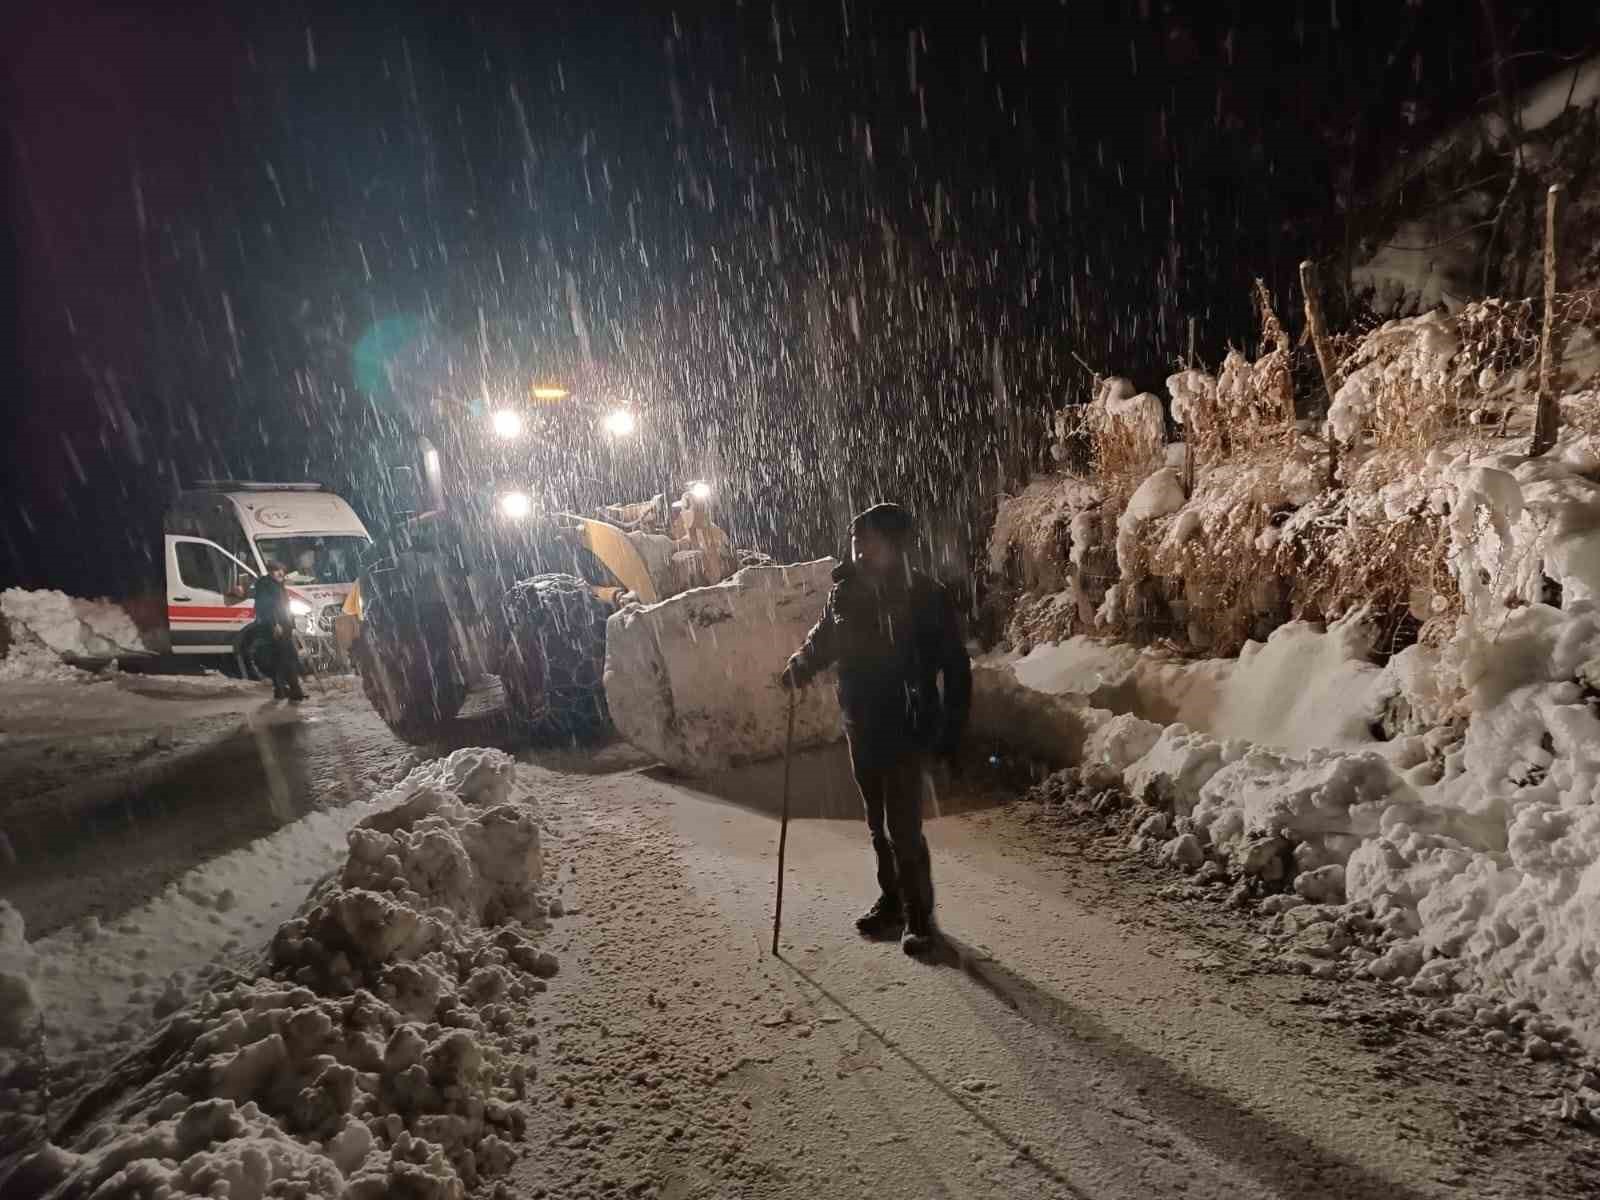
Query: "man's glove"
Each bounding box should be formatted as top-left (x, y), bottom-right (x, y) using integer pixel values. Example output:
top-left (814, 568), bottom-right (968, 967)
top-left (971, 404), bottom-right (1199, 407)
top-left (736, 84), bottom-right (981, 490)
top-left (779, 654), bottom-right (808, 691)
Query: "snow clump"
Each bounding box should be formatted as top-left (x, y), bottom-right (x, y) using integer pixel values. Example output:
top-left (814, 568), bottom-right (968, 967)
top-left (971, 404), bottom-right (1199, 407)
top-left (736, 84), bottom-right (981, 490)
top-left (1085, 377), bottom-right (1167, 466)
top-left (1165, 369), bottom-right (1213, 430)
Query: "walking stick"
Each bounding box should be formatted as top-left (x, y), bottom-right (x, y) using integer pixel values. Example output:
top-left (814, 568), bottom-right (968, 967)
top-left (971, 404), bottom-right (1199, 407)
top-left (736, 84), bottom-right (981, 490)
top-left (771, 689), bottom-right (798, 957)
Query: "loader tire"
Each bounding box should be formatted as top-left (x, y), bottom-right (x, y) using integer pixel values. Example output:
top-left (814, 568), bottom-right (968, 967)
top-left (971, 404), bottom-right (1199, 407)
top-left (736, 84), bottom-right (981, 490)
top-left (500, 573), bottom-right (611, 741)
top-left (352, 588), bottom-right (465, 742)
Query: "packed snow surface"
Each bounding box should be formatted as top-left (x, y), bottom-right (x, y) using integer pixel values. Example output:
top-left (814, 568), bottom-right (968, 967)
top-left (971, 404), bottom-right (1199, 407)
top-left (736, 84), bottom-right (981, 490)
top-left (604, 558), bottom-right (843, 773)
top-left (2, 747), bottom-right (550, 1199)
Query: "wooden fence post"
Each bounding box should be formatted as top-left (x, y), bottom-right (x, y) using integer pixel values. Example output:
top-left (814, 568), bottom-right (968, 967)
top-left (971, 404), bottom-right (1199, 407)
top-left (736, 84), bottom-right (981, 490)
top-left (1533, 183), bottom-right (1564, 456)
top-left (1300, 260), bottom-right (1341, 491)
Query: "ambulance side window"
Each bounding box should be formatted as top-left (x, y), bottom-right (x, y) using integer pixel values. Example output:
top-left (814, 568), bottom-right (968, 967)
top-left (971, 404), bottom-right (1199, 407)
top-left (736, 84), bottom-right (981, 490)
top-left (175, 542), bottom-right (241, 596)
top-left (208, 506), bottom-right (254, 569)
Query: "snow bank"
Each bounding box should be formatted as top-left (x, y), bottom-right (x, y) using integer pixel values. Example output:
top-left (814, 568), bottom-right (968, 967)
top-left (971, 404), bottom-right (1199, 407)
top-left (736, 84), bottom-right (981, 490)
top-left (1, 764), bottom-right (424, 1065)
top-left (997, 295), bottom-right (1600, 1053)
top-left (967, 659), bottom-right (1110, 768)
top-left (1005, 599), bottom-right (1600, 1053)
top-left (604, 559), bottom-right (843, 774)
top-left (1483, 52), bottom-right (1600, 144)
top-left (0, 902), bottom-right (33, 1048)
top-left (0, 638), bottom-right (90, 685)
top-left (1206, 616), bottom-right (1390, 750)
top-left (2, 588), bottom-right (147, 661)
top-left (991, 417), bottom-right (1600, 1050)
top-left (990, 612), bottom-right (1387, 754)
top-left (2, 747), bottom-right (549, 1199)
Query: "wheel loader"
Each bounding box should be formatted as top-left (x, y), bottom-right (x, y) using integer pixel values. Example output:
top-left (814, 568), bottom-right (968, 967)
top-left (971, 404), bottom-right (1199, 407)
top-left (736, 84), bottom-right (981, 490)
top-left (344, 384), bottom-right (752, 743)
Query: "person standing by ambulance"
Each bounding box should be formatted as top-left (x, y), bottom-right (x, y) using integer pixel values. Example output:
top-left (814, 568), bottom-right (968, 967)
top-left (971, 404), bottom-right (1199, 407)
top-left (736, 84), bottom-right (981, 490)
top-left (253, 560), bottom-right (306, 702)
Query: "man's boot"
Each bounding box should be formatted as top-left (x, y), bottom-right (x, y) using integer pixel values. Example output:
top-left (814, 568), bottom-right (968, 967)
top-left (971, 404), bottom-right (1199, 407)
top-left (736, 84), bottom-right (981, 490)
top-left (855, 895), bottom-right (903, 939)
top-left (898, 839), bottom-right (938, 956)
top-left (900, 917), bottom-right (937, 957)
top-left (855, 833), bottom-right (901, 938)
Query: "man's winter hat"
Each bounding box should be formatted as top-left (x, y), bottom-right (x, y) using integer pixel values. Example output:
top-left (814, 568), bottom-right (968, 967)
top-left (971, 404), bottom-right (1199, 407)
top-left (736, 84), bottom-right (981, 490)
top-left (850, 502), bottom-right (915, 544)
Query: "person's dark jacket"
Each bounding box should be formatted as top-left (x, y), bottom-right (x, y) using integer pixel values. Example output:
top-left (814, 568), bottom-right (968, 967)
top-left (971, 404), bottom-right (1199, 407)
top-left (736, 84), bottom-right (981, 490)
top-left (789, 561), bottom-right (972, 763)
top-left (253, 574), bottom-right (295, 633)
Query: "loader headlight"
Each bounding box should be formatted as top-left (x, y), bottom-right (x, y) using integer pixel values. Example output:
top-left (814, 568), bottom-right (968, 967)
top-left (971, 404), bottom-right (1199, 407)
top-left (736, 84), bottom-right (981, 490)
top-left (498, 491), bottom-right (533, 520)
top-left (603, 408), bottom-right (637, 437)
top-left (288, 598), bottom-right (312, 617)
top-left (491, 409), bottom-right (524, 440)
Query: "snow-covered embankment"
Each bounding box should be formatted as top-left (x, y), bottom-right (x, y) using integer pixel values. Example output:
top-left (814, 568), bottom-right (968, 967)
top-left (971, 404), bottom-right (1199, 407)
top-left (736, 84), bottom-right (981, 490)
top-left (987, 423), bottom-right (1600, 1081)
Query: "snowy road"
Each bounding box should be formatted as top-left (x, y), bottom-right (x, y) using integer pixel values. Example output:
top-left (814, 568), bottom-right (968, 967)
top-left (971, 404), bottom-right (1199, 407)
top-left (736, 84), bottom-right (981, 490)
top-left (4, 679), bottom-right (1598, 1197)
top-left (515, 750), bottom-right (1600, 1200)
top-left (0, 675), bottom-right (415, 936)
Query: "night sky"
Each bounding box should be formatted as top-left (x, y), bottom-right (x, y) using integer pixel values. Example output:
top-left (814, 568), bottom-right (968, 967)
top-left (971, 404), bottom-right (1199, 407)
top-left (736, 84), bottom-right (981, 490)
top-left (4, 1), bottom-right (1596, 598)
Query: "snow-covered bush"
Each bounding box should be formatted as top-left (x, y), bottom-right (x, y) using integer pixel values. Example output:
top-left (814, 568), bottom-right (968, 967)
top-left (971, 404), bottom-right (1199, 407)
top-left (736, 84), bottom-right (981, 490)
top-left (987, 476), bottom-right (1108, 649)
top-left (1085, 377), bottom-right (1168, 479)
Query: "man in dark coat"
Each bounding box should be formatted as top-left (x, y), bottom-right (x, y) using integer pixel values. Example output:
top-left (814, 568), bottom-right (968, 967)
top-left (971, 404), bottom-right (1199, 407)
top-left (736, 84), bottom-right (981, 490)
top-left (253, 560), bottom-right (306, 702)
top-left (782, 503), bottom-right (972, 955)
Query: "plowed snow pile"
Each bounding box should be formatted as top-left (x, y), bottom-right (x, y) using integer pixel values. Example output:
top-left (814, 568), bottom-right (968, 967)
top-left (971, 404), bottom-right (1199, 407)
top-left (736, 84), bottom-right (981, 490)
top-left (0, 747), bottom-right (556, 1199)
top-left (1, 589), bottom-right (146, 682)
top-left (990, 362), bottom-right (1600, 1079)
top-left (1, 762), bottom-right (416, 1066)
top-left (605, 558), bottom-right (842, 773)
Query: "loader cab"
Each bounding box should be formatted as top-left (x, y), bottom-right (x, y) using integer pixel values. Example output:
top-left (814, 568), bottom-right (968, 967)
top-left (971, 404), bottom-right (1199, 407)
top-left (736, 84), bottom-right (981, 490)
top-left (163, 482), bottom-right (372, 654)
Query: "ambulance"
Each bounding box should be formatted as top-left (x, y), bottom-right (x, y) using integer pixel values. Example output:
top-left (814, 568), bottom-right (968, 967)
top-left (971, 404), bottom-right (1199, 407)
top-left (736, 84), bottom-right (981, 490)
top-left (160, 482), bottom-right (372, 657)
